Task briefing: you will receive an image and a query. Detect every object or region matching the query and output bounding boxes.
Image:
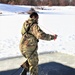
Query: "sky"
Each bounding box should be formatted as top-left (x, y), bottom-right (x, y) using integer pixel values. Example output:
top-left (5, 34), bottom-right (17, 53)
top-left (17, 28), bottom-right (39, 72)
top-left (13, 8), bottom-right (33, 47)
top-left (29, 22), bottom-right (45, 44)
top-left (0, 3), bottom-right (75, 59)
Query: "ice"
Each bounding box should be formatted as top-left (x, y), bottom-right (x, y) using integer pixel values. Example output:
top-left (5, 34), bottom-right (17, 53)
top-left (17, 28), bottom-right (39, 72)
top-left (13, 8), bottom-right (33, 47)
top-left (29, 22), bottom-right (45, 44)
top-left (0, 3), bottom-right (75, 59)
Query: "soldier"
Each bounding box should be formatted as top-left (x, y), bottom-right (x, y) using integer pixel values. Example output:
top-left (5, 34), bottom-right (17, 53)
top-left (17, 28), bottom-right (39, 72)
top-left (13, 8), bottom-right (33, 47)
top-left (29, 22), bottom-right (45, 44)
top-left (19, 12), bottom-right (57, 75)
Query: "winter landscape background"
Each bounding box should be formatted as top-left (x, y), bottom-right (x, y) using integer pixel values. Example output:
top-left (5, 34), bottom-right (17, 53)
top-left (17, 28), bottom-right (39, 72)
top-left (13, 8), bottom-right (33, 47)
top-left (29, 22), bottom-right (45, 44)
top-left (0, 3), bottom-right (75, 60)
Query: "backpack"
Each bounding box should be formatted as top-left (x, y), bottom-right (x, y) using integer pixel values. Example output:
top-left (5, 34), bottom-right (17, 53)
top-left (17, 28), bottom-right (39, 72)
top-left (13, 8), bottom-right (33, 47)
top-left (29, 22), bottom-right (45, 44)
top-left (20, 19), bottom-right (39, 46)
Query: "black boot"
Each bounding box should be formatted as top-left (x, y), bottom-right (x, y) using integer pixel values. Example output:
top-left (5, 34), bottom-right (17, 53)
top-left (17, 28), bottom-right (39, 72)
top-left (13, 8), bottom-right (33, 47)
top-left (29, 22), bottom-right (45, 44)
top-left (20, 69), bottom-right (27, 75)
top-left (21, 60), bottom-right (29, 72)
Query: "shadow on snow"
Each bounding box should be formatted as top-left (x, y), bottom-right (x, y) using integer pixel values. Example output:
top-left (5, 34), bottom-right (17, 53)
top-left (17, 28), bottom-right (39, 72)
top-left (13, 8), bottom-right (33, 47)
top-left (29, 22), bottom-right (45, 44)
top-left (0, 62), bottom-right (75, 75)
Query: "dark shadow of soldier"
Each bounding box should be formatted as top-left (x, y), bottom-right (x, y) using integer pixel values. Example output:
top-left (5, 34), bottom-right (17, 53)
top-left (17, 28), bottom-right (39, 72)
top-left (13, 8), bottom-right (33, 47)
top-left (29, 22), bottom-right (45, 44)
top-left (0, 62), bottom-right (75, 75)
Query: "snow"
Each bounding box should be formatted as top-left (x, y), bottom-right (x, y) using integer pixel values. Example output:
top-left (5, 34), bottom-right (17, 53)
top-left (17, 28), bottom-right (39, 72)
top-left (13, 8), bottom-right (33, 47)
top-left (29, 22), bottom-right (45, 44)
top-left (0, 3), bottom-right (75, 59)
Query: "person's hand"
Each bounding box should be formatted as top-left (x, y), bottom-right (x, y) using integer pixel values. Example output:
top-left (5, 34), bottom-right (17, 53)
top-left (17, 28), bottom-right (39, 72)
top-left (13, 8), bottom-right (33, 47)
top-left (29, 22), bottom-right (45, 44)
top-left (54, 34), bottom-right (58, 40)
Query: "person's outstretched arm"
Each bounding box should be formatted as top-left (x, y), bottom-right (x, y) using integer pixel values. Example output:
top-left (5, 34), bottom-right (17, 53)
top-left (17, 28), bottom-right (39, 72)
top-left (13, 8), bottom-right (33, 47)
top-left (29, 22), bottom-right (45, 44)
top-left (32, 24), bottom-right (57, 41)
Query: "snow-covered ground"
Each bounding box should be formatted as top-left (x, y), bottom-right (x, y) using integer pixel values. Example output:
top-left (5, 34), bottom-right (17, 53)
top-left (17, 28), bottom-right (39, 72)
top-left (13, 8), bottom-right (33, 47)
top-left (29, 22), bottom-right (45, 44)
top-left (0, 3), bottom-right (75, 59)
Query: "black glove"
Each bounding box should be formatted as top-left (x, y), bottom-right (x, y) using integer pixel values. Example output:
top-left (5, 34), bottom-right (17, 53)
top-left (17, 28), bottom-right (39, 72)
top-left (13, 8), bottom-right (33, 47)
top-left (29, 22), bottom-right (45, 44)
top-left (51, 34), bottom-right (57, 40)
top-left (54, 34), bottom-right (58, 40)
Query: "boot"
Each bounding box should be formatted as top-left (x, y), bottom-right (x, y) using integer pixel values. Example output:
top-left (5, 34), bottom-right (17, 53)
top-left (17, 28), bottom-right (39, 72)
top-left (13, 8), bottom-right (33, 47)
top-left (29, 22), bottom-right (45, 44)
top-left (21, 60), bottom-right (29, 72)
top-left (20, 69), bottom-right (27, 75)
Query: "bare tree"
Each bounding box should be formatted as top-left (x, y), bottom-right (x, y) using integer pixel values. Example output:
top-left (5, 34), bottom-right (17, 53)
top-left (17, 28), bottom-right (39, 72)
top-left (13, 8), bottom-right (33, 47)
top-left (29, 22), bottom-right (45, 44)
top-left (0, 0), bottom-right (75, 6)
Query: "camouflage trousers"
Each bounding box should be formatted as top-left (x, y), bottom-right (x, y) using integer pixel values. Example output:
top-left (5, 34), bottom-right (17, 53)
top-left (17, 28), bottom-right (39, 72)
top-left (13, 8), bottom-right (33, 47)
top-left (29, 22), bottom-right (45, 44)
top-left (20, 45), bottom-right (39, 75)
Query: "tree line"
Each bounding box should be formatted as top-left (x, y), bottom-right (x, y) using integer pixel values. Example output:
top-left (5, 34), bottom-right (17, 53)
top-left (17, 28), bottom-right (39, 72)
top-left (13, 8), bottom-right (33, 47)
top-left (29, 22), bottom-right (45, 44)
top-left (0, 0), bottom-right (75, 6)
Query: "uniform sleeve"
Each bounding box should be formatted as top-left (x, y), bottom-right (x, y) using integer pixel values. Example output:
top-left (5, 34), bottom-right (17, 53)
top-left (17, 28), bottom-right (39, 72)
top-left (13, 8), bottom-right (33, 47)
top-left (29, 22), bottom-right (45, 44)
top-left (21, 22), bottom-right (25, 35)
top-left (33, 24), bottom-right (55, 41)
top-left (21, 21), bottom-right (29, 35)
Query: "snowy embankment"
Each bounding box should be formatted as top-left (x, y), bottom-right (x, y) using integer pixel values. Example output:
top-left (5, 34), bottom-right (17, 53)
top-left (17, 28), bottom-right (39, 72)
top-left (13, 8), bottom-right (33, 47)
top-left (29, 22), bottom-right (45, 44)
top-left (0, 3), bottom-right (75, 59)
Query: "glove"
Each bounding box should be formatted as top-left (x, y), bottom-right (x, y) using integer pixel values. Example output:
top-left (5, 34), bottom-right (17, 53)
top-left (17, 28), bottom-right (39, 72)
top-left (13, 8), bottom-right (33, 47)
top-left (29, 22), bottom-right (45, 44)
top-left (53, 34), bottom-right (57, 40)
top-left (51, 34), bottom-right (57, 40)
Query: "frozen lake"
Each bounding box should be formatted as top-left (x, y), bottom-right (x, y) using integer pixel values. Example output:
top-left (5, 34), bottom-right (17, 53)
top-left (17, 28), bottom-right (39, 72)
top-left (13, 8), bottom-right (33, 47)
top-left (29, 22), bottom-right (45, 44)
top-left (0, 3), bottom-right (75, 59)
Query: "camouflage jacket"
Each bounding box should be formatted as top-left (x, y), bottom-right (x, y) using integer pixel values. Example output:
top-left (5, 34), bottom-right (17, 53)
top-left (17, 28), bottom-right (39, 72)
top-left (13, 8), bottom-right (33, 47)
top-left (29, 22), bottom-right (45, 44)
top-left (20, 18), bottom-right (54, 47)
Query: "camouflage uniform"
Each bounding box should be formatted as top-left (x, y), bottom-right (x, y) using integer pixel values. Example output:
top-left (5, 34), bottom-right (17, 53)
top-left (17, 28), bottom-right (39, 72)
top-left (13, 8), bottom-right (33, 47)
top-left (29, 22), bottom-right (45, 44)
top-left (19, 18), bottom-right (55, 75)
